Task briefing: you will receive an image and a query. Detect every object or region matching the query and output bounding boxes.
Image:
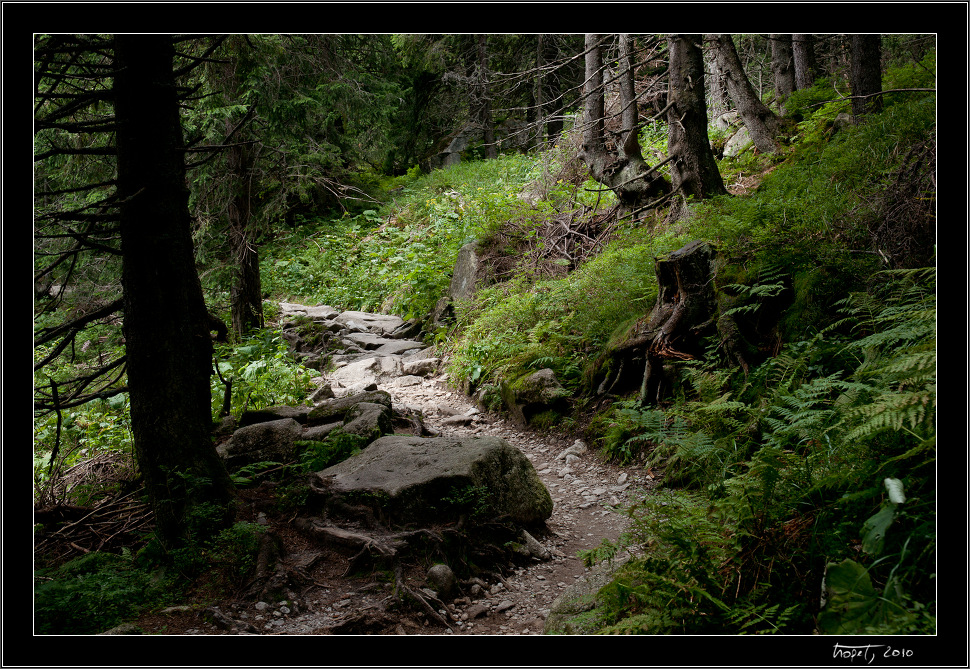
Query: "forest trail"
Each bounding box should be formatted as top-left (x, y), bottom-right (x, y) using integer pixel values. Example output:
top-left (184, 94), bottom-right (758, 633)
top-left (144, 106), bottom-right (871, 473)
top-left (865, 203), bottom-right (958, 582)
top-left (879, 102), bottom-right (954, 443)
top-left (363, 364), bottom-right (655, 635)
top-left (269, 303), bottom-right (657, 635)
top-left (129, 304), bottom-right (658, 635)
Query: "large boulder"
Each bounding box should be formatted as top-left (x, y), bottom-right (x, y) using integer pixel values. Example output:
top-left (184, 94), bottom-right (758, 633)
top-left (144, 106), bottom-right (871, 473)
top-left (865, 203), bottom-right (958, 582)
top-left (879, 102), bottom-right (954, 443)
top-left (313, 435), bottom-right (553, 527)
top-left (723, 125), bottom-right (752, 158)
top-left (329, 356), bottom-right (402, 393)
top-left (306, 390), bottom-right (392, 426)
top-left (217, 418), bottom-right (303, 472)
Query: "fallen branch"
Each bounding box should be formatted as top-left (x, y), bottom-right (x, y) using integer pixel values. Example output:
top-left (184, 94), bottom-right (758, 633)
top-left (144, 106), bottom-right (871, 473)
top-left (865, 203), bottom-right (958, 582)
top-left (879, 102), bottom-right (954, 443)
top-left (392, 563), bottom-right (454, 631)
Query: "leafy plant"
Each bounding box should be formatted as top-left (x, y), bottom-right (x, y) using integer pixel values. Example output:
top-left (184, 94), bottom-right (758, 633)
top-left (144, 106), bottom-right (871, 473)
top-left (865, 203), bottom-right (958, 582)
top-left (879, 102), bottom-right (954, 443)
top-left (211, 329), bottom-right (317, 420)
top-left (296, 430), bottom-right (369, 471)
top-left (34, 550), bottom-right (177, 634)
top-left (438, 484), bottom-right (492, 520)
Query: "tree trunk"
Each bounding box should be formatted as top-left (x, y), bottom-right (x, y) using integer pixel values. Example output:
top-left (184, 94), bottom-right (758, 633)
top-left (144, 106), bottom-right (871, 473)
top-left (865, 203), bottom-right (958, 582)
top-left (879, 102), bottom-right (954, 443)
top-left (770, 34), bottom-right (795, 114)
top-left (114, 35), bottom-right (234, 549)
top-left (581, 34), bottom-right (670, 219)
top-left (637, 240), bottom-right (717, 406)
top-left (582, 34), bottom-right (607, 156)
top-left (665, 35), bottom-right (727, 222)
top-left (705, 44), bottom-right (732, 120)
top-left (850, 34), bottom-right (883, 117)
top-left (792, 34), bottom-right (818, 90)
top-left (228, 140), bottom-right (264, 339)
top-left (542, 37), bottom-right (564, 146)
top-left (477, 35), bottom-right (498, 160)
top-left (711, 34), bottom-right (781, 154)
top-left (617, 34), bottom-right (641, 162)
top-left (219, 37), bottom-right (265, 340)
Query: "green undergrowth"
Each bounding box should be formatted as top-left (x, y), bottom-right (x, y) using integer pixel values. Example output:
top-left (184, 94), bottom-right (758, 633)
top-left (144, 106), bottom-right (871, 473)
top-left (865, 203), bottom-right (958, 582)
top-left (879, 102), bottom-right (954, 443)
top-left (446, 224), bottom-right (687, 397)
top-left (34, 517), bottom-right (266, 634)
top-left (211, 328), bottom-right (319, 421)
top-left (260, 154), bottom-right (540, 318)
top-left (583, 264), bottom-right (936, 634)
top-left (436, 76), bottom-right (935, 635)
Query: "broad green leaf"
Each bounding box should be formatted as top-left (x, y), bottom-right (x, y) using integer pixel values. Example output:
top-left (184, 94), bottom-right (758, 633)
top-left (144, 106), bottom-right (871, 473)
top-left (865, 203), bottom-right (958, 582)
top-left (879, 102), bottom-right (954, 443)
top-left (817, 559), bottom-right (880, 634)
top-left (861, 505), bottom-right (895, 555)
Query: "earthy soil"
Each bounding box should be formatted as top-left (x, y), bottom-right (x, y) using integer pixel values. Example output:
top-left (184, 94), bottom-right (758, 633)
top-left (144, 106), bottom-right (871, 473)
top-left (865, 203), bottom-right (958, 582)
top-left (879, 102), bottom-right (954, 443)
top-left (130, 368), bottom-right (658, 636)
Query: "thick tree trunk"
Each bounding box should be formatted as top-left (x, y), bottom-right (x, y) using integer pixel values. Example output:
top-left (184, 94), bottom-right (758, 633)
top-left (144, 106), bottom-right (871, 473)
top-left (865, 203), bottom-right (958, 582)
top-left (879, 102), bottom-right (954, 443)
top-left (666, 35), bottom-right (727, 222)
top-left (581, 34), bottom-right (670, 219)
top-left (712, 34), bottom-right (781, 154)
top-left (114, 35), bottom-right (233, 549)
top-left (770, 34), bottom-right (795, 114)
top-left (850, 34), bottom-right (883, 117)
top-left (792, 34), bottom-right (818, 90)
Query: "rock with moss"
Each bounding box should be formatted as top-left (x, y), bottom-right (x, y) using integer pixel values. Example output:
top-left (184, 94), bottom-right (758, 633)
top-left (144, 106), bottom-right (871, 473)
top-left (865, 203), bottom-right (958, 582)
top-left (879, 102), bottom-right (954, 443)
top-left (340, 401), bottom-right (392, 442)
top-left (500, 368), bottom-right (569, 426)
top-left (239, 405), bottom-right (310, 428)
top-left (306, 390), bottom-right (392, 426)
top-left (313, 434), bottom-right (553, 526)
top-left (217, 418), bottom-right (303, 472)
top-left (543, 562), bottom-right (624, 635)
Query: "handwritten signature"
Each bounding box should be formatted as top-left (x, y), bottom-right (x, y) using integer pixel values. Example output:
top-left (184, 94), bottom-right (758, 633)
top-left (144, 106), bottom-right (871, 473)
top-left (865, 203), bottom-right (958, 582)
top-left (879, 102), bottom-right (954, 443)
top-left (833, 644), bottom-right (915, 664)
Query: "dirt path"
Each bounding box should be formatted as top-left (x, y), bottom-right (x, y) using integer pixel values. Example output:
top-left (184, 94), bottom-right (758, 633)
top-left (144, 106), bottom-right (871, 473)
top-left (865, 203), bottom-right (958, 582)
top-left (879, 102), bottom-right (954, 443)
top-left (134, 311), bottom-right (656, 636)
top-left (377, 373), bottom-right (655, 635)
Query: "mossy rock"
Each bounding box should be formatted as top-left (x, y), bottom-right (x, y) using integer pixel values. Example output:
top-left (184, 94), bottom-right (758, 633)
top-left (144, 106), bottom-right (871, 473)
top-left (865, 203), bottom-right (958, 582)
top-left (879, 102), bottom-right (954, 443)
top-left (499, 368), bottom-right (570, 425)
top-left (544, 566), bottom-right (619, 635)
top-left (306, 390), bottom-right (392, 426)
top-left (314, 435), bottom-right (553, 527)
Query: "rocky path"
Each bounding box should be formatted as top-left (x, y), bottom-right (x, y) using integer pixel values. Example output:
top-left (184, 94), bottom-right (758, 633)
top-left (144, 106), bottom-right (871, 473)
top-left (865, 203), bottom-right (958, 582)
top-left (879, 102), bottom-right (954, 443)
top-left (375, 372), bottom-right (654, 635)
top-left (139, 304), bottom-right (655, 636)
top-left (292, 304), bottom-right (656, 635)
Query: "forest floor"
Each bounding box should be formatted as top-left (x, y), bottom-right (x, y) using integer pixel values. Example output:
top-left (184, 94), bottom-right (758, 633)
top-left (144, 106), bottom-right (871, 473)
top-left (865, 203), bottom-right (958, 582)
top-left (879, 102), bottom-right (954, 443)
top-left (132, 342), bottom-right (658, 636)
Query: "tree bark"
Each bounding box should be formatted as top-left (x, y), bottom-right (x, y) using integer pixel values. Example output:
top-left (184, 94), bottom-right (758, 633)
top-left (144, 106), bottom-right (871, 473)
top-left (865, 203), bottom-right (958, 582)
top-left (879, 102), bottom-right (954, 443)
top-left (850, 34), bottom-right (883, 117)
top-left (665, 35), bottom-right (727, 222)
top-left (580, 34), bottom-right (670, 219)
top-left (711, 34), bottom-right (781, 154)
top-left (637, 240), bottom-right (717, 406)
top-left (770, 34), bottom-right (795, 114)
top-left (227, 139), bottom-right (264, 339)
top-left (542, 37), bottom-right (565, 146)
top-left (792, 34), bottom-right (818, 90)
top-left (114, 35), bottom-right (233, 549)
top-left (477, 35), bottom-right (498, 160)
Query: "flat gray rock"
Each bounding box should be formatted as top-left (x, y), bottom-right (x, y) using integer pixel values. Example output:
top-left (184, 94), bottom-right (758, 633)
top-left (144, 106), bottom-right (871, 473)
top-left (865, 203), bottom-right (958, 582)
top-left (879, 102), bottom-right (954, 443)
top-left (335, 311), bottom-right (405, 336)
top-left (329, 356), bottom-right (402, 389)
top-left (314, 435), bottom-right (553, 526)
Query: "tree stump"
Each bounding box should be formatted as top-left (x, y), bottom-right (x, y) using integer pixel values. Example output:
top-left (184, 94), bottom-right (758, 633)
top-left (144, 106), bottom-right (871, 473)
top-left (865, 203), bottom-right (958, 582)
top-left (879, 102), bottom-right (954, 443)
top-left (595, 240), bottom-right (717, 405)
top-left (637, 240), bottom-right (717, 406)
